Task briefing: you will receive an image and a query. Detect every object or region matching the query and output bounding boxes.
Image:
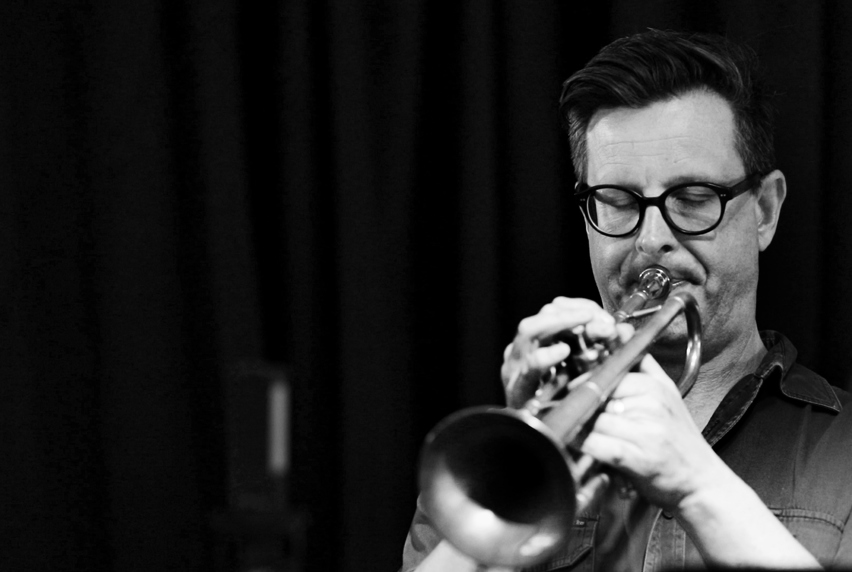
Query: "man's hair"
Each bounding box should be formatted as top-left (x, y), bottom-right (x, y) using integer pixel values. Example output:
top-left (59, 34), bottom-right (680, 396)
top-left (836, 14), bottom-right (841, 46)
top-left (559, 29), bottom-right (776, 182)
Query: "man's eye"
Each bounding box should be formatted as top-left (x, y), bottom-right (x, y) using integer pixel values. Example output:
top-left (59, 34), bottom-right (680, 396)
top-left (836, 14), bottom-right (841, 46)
top-left (670, 188), bottom-right (717, 208)
top-left (595, 189), bottom-right (634, 208)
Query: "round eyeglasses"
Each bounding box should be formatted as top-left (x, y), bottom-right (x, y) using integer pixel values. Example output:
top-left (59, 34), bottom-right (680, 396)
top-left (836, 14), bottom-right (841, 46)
top-left (574, 173), bottom-right (765, 237)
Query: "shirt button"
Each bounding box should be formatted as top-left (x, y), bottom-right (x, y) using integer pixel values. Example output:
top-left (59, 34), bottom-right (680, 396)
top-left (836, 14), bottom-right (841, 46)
top-left (662, 511), bottom-right (673, 519)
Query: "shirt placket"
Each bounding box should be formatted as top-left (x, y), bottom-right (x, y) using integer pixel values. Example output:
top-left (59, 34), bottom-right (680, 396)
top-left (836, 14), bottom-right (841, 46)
top-left (642, 510), bottom-right (686, 572)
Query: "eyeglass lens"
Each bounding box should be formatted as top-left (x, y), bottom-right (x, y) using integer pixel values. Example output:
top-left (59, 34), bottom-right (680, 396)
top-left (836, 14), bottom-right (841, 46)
top-left (588, 186), bottom-right (724, 235)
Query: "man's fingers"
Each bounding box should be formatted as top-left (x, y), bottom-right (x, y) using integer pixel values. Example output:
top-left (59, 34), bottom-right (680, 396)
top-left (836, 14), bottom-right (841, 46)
top-left (542, 296), bottom-right (607, 314)
top-left (610, 368), bottom-right (678, 400)
top-left (526, 342), bottom-right (571, 371)
top-left (638, 353), bottom-right (668, 379)
top-left (503, 343), bottom-right (570, 396)
top-left (615, 322), bottom-right (635, 343)
top-left (516, 310), bottom-right (592, 342)
top-left (580, 429), bottom-right (641, 471)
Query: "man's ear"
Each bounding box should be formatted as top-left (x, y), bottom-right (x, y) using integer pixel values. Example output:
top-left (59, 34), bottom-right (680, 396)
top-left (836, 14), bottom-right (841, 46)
top-left (755, 169), bottom-right (787, 251)
top-left (576, 182), bottom-right (592, 236)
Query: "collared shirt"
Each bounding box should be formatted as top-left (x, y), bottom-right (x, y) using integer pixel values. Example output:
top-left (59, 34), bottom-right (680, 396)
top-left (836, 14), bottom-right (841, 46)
top-left (400, 332), bottom-right (852, 571)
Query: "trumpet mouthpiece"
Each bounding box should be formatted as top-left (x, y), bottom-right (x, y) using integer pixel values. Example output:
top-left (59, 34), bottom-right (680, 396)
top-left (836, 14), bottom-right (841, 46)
top-left (612, 265), bottom-right (673, 322)
top-left (636, 265), bottom-right (673, 301)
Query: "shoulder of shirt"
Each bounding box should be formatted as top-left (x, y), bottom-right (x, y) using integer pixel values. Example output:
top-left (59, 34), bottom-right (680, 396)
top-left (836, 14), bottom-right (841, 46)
top-left (760, 330), bottom-right (847, 413)
top-left (784, 361), bottom-right (848, 413)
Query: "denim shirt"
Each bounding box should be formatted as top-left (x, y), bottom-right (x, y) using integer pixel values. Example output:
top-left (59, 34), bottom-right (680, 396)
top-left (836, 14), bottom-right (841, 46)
top-left (400, 332), bottom-right (852, 571)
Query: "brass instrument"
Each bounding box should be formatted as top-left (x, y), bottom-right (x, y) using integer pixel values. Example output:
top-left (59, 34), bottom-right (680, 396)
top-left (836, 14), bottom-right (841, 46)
top-left (417, 265), bottom-right (701, 567)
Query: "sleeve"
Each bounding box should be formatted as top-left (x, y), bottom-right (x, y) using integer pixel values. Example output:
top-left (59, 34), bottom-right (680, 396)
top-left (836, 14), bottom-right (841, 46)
top-left (829, 393), bottom-right (852, 568)
top-left (400, 495), bottom-right (443, 572)
top-left (833, 506), bottom-right (852, 568)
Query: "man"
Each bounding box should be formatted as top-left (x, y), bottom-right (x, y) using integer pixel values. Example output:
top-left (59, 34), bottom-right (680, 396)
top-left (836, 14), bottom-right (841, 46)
top-left (401, 30), bottom-right (852, 571)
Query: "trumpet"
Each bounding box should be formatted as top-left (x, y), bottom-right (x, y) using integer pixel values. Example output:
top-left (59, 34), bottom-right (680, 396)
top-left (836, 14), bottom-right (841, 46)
top-left (417, 265), bottom-right (702, 567)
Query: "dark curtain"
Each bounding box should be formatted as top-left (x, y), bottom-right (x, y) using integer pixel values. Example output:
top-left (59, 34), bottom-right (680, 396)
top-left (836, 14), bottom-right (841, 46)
top-left (3, 1), bottom-right (851, 571)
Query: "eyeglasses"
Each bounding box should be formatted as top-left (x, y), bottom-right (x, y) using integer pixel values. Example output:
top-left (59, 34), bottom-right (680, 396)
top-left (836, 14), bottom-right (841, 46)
top-left (574, 173), bottom-right (765, 237)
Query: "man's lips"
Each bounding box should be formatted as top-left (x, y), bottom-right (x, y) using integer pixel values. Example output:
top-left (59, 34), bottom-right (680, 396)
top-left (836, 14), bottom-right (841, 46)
top-left (618, 274), bottom-right (693, 306)
top-left (623, 274), bottom-right (691, 290)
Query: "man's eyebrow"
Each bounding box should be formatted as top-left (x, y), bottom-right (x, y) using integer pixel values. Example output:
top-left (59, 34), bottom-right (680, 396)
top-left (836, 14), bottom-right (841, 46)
top-left (602, 173), bottom-right (737, 190)
top-left (664, 174), bottom-right (719, 186)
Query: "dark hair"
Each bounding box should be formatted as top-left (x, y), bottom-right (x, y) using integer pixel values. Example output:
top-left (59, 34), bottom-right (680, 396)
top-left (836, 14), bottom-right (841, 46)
top-left (559, 29), bottom-right (775, 182)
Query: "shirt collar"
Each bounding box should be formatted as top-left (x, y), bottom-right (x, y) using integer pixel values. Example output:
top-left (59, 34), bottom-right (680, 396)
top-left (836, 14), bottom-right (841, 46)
top-left (702, 331), bottom-right (841, 446)
top-left (758, 331), bottom-right (842, 412)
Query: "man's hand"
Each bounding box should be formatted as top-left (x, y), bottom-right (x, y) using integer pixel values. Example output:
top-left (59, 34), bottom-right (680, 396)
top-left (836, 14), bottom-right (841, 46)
top-left (501, 295), bottom-right (722, 510)
top-left (579, 354), bottom-right (722, 512)
top-left (502, 296), bottom-right (717, 511)
top-left (501, 297), bottom-right (627, 409)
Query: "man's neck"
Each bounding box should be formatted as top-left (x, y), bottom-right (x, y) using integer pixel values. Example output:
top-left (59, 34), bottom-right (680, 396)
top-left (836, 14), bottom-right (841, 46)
top-left (656, 326), bottom-right (767, 431)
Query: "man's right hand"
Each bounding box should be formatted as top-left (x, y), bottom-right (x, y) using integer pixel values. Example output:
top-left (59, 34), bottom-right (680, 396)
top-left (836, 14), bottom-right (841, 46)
top-left (500, 296), bottom-right (628, 408)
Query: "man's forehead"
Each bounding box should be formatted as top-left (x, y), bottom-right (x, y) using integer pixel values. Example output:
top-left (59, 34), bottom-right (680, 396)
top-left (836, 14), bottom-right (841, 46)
top-left (592, 135), bottom-right (722, 162)
top-left (585, 93), bottom-right (740, 180)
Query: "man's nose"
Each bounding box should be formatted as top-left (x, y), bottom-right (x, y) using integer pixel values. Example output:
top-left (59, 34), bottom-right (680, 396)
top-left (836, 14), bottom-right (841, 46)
top-left (635, 206), bottom-right (677, 255)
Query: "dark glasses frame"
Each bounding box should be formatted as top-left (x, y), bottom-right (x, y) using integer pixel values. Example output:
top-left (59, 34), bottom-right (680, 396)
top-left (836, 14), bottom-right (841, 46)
top-left (573, 172), bottom-right (766, 237)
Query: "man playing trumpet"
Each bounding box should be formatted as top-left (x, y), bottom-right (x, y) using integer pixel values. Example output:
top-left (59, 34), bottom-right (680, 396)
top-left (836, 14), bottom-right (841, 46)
top-left (402, 30), bottom-right (852, 571)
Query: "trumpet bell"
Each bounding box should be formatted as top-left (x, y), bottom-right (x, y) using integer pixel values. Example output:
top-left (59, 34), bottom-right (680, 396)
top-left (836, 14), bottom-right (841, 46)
top-left (418, 407), bottom-right (576, 567)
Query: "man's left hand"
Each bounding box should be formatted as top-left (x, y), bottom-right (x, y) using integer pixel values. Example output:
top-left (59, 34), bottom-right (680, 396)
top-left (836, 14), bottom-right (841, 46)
top-left (578, 354), bottom-right (722, 512)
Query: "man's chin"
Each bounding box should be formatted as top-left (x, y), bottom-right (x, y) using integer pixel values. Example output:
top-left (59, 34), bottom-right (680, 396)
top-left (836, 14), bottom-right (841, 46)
top-left (648, 336), bottom-right (689, 363)
top-left (632, 315), bottom-right (690, 361)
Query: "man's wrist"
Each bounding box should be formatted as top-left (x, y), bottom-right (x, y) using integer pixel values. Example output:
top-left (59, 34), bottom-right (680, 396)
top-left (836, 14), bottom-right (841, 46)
top-left (671, 460), bottom-right (821, 568)
top-left (673, 452), bottom-right (741, 525)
